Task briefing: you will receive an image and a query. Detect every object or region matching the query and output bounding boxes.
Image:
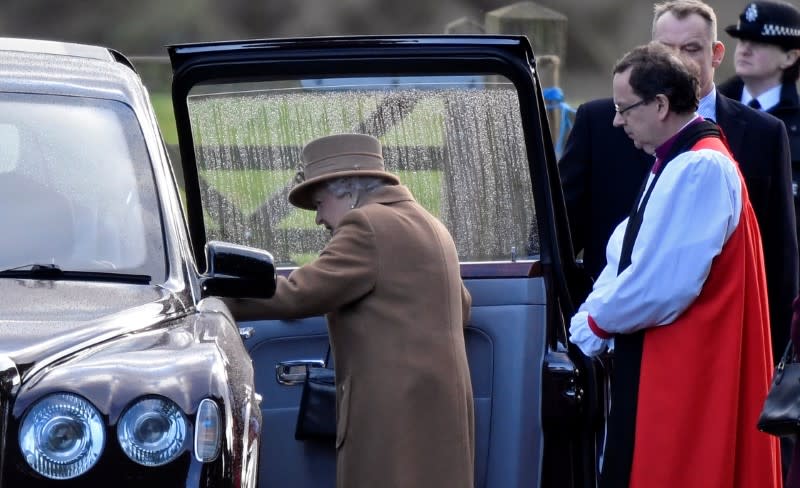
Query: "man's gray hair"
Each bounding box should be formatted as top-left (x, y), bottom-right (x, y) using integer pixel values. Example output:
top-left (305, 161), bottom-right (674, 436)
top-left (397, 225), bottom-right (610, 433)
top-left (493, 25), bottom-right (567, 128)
top-left (653, 0), bottom-right (718, 42)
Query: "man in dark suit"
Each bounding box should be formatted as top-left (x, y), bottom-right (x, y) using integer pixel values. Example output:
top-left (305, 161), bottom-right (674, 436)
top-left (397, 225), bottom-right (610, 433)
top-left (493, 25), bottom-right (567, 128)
top-left (561, 0), bottom-right (798, 362)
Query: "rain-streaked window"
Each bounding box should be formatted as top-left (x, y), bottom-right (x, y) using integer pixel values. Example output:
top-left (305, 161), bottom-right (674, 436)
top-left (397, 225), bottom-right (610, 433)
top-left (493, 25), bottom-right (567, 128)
top-left (186, 75), bottom-right (537, 266)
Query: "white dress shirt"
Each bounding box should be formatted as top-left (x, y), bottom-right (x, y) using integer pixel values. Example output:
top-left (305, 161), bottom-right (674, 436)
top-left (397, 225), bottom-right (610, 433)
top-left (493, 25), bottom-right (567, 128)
top-left (741, 84), bottom-right (782, 112)
top-left (697, 86), bottom-right (718, 121)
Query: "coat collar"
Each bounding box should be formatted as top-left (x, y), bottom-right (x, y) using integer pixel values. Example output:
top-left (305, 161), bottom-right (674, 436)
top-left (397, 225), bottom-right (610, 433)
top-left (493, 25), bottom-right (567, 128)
top-left (715, 87), bottom-right (744, 121)
top-left (718, 76), bottom-right (745, 102)
top-left (714, 90), bottom-right (747, 153)
top-left (358, 184), bottom-right (415, 207)
top-left (774, 81), bottom-right (800, 113)
top-left (717, 75), bottom-right (800, 113)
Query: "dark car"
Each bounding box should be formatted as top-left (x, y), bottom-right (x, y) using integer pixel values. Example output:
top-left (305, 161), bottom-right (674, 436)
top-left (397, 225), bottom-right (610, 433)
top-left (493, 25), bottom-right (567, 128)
top-left (0, 38), bottom-right (276, 486)
top-left (168, 35), bottom-right (604, 487)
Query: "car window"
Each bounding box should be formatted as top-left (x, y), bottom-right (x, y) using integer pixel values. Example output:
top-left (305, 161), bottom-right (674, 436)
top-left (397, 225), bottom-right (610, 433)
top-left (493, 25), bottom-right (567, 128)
top-left (185, 75), bottom-right (537, 267)
top-left (0, 93), bottom-right (166, 281)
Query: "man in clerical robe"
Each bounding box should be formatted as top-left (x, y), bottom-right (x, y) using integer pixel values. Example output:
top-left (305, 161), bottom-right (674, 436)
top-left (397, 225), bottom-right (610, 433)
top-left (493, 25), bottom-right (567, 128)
top-left (569, 41), bottom-right (781, 488)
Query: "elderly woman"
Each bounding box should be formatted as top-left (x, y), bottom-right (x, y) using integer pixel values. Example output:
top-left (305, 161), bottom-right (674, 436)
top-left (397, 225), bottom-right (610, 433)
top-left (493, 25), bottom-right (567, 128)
top-left (227, 133), bottom-right (475, 488)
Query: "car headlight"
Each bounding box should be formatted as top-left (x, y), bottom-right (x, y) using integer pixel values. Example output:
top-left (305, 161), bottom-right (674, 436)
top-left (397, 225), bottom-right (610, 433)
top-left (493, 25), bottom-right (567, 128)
top-left (19, 393), bottom-right (105, 480)
top-left (117, 396), bottom-right (187, 466)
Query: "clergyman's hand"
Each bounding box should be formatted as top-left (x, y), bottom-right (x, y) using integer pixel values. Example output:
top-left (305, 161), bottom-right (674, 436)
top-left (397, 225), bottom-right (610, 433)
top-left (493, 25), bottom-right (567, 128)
top-left (569, 311), bottom-right (609, 357)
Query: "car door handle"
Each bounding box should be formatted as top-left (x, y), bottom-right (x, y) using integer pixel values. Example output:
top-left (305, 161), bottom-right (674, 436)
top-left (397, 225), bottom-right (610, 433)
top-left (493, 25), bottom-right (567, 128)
top-left (275, 359), bottom-right (326, 386)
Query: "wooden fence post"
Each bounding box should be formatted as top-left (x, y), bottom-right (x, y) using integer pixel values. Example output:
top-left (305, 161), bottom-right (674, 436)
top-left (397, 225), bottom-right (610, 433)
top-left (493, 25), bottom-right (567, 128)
top-left (484, 2), bottom-right (568, 145)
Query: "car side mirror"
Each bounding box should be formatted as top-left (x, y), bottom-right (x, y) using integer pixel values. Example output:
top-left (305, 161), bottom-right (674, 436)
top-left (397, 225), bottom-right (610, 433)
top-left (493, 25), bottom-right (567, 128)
top-left (201, 240), bottom-right (276, 299)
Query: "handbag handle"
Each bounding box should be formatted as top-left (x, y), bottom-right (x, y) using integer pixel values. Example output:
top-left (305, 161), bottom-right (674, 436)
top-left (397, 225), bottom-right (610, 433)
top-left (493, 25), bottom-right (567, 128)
top-left (775, 341), bottom-right (796, 383)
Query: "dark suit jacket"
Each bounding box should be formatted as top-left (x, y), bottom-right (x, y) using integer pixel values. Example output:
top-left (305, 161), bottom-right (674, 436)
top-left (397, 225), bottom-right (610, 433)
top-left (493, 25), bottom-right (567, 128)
top-left (560, 94), bottom-right (799, 360)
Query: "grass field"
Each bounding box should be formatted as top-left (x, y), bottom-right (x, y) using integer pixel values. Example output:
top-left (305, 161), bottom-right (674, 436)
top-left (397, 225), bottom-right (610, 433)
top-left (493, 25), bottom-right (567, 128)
top-left (200, 169), bottom-right (444, 230)
top-left (150, 93), bottom-right (178, 145)
top-left (185, 92), bottom-right (447, 149)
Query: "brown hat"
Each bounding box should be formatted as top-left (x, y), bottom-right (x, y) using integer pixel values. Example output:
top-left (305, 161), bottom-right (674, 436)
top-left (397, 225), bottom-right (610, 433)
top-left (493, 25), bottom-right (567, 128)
top-left (288, 133), bottom-right (400, 210)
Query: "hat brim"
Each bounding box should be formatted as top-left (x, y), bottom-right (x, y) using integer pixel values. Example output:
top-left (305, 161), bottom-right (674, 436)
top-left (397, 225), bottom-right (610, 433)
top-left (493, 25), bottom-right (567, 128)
top-left (288, 169), bottom-right (401, 210)
top-left (725, 24), bottom-right (800, 49)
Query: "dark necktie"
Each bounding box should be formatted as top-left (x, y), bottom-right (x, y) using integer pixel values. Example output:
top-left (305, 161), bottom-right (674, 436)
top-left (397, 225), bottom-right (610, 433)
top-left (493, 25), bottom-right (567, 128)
top-left (748, 98), bottom-right (761, 110)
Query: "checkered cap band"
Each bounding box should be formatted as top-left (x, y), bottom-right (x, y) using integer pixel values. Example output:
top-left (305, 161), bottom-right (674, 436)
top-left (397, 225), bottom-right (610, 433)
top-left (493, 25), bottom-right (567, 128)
top-left (761, 23), bottom-right (800, 37)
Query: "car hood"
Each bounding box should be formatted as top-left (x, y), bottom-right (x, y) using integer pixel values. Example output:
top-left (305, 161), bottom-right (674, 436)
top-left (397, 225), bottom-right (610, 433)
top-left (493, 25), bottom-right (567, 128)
top-left (0, 278), bottom-right (185, 371)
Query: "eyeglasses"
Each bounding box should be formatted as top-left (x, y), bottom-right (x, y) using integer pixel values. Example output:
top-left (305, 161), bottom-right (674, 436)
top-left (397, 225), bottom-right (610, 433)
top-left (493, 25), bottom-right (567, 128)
top-left (614, 99), bottom-right (650, 116)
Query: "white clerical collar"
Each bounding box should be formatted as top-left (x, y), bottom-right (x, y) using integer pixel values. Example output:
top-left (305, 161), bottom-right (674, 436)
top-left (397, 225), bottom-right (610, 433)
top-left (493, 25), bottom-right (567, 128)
top-left (697, 86), bottom-right (717, 122)
top-left (742, 84), bottom-right (781, 112)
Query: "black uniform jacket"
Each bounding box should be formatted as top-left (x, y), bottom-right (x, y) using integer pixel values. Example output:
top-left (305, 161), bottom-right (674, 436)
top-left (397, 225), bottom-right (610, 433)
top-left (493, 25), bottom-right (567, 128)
top-left (719, 76), bottom-right (800, 164)
top-left (559, 94), bottom-right (798, 360)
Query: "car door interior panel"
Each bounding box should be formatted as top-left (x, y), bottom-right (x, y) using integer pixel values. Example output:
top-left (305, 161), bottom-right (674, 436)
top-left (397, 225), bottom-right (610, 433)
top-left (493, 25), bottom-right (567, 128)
top-left (241, 274), bottom-right (547, 488)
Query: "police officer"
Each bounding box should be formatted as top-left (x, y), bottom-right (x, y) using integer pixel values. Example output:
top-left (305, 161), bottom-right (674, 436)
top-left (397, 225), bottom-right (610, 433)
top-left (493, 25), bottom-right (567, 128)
top-left (720, 1), bottom-right (800, 254)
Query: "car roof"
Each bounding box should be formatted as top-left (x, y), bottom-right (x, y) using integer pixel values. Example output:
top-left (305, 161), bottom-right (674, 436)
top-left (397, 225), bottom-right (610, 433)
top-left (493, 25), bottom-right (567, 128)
top-left (0, 37), bottom-right (117, 61)
top-left (0, 37), bottom-right (146, 106)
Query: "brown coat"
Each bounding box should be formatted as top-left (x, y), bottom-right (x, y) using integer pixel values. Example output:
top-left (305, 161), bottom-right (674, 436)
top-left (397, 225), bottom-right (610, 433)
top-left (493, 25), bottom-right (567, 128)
top-left (231, 185), bottom-right (474, 488)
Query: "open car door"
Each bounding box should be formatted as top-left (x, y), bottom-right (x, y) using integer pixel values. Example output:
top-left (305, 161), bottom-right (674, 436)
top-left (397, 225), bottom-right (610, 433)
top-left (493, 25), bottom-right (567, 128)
top-left (169, 35), bottom-right (603, 488)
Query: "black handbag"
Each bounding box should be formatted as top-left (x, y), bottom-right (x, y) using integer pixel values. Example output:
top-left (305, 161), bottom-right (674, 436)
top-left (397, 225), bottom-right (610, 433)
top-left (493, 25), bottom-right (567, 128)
top-left (757, 341), bottom-right (800, 436)
top-left (294, 347), bottom-right (337, 441)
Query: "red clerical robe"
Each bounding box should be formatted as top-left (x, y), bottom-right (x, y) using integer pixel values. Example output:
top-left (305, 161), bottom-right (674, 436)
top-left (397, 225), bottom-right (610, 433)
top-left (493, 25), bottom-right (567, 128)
top-left (628, 137), bottom-right (781, 487)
